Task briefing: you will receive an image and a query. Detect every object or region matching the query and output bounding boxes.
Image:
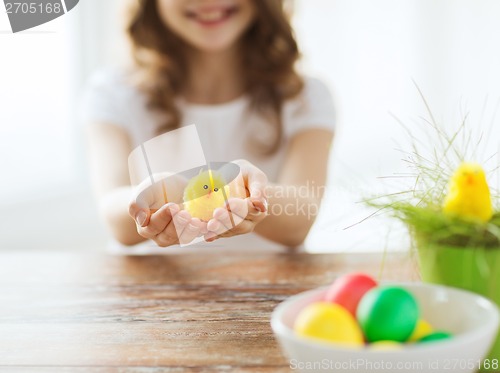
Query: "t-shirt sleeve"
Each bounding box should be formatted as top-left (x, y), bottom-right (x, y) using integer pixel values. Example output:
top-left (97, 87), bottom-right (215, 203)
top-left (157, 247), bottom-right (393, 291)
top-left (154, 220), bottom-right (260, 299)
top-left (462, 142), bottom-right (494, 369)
top-left (79, 69), bottom-right (163, 148)
top-left (283, 77), bottom-right (336, 138)
top-left (79, 69), bottom-right (133, 129)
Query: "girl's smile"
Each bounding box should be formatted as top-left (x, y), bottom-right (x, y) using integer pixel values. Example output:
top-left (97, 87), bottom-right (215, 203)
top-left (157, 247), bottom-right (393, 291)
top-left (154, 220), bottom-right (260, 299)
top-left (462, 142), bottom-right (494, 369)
top-left (184, 3), bottom-right (240, 28)
top-left (157, 0), bottom-right (255, 52)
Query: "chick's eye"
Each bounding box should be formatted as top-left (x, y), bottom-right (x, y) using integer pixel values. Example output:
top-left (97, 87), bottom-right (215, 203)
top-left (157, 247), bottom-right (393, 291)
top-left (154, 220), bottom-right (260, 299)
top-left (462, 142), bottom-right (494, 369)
top-left (214, 188), bottom-right (219, 192)
top-left (203, 185), bottom-right (208, 189)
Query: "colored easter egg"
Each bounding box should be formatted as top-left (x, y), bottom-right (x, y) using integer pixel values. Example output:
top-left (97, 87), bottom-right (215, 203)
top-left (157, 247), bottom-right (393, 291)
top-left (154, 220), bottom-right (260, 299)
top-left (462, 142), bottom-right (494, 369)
top-left (408, 319), bottom-right (433, 342)
top-left (294, 302), bottom-right (364, 347)
top-left (418, 331), bottom-right (452, 343)
top-left (324, 273), bottom-right (378, 316)
top-left (369, 341), bottom-right (404, 351)
top-left (356, 286), bottom-right (419, 342)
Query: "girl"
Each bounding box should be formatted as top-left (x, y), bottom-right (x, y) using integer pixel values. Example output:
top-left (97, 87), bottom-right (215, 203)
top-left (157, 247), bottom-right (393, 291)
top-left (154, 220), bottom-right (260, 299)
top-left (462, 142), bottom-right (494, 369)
top-left (83, 0), bottom-right (335, 253)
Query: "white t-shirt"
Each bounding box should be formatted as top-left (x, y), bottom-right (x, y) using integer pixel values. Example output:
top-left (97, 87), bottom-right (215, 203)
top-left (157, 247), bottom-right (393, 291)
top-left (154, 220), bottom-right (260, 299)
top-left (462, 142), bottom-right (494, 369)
top-left (81, 68), bottom-right (335, 254)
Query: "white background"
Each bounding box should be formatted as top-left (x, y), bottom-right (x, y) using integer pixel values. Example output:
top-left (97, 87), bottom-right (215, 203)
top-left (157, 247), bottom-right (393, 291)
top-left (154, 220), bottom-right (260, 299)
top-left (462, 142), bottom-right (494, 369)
top-left (0, 0), bottom-right (499, 252)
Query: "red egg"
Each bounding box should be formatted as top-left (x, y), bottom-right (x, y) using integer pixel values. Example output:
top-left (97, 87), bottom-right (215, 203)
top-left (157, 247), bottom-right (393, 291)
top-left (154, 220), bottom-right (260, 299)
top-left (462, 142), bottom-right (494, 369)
top-left (324, 273), bottom-right (377, 316)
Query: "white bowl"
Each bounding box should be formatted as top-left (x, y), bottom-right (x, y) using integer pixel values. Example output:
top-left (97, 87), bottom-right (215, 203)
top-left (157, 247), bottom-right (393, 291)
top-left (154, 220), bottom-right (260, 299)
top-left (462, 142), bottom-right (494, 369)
top-left (271, 283), bottom-right (499, 373)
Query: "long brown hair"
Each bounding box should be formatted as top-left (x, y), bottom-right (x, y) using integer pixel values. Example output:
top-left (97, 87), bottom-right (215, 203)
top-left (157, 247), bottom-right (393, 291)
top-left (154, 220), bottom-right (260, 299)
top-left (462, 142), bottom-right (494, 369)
top-left (127, 0), bottom-right (303, 154)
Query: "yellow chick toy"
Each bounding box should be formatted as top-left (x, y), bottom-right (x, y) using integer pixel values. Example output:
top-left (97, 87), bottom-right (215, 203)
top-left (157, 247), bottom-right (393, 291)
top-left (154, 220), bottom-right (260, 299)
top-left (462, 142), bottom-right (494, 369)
top-left (442, 162), bottom-right (493, 223)
top-left (183, 169), bottom-right (229, 221)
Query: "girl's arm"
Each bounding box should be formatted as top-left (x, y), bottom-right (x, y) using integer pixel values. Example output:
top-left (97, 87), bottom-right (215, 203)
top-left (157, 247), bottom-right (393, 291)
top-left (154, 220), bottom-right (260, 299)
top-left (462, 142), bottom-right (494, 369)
top-left (85, 122), bottom-right (146, 246)
top-left (255, 128), bottom-right (333, 246)
top-left (206, 129), bottom-right (333, 247)
top-left (86, 122), bottom-right (206, 247)
top-left (87, 122), bottom-right (332, 247)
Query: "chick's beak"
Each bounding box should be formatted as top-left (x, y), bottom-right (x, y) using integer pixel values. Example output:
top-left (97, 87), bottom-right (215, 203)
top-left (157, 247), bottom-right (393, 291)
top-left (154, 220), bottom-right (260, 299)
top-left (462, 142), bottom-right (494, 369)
top-left (466, 174), bottom-right (474, 185)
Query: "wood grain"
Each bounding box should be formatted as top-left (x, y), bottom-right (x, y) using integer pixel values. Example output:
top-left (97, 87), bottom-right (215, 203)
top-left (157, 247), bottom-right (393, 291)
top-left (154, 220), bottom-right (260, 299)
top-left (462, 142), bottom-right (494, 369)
top-left (0, 251), bottom-right (418, 372)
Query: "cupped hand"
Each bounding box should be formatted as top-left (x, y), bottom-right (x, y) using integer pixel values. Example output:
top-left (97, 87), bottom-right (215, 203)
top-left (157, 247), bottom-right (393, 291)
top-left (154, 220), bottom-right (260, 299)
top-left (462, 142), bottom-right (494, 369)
top-left (204, 159), bottom-right (268, 241)
top-left (128, 173), bottom-right (208, 247)
top-left (204, 198), bottom-right (267, 241)
top-left (230, 159), bottom-right (268, 209)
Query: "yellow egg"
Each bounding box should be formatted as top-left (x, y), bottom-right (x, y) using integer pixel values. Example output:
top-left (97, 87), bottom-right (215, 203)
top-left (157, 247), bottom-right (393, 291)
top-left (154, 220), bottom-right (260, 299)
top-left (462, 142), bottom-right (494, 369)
top-left (408, 319), bottom-right (433, 342)
top-left (369, 341), bottom-right (404, 351)
top-left (294, 302), bottom-right (364, 347)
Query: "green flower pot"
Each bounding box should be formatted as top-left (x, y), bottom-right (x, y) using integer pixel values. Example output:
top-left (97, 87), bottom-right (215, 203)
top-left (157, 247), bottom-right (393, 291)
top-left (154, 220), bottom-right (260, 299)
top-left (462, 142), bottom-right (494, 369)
top-left (418, 242), bottom-right (500, 371)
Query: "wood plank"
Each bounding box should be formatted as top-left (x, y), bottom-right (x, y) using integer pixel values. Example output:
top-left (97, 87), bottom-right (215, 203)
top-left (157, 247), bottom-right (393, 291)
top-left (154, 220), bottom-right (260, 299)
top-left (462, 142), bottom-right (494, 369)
top-left (0, 367), bottom-right (291, 373)
top-left (0, 251), bottom-right (418, 286)
top-left (0, 322), bottom-right (284, 366)
top-left (0, 251), bottom-right (417, 370)
top-left (0, 285), bottom-right (305, 323)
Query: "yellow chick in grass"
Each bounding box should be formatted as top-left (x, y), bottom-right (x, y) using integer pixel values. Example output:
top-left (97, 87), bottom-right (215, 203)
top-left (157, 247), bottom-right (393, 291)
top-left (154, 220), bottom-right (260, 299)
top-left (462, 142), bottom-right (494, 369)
top-left (442, 162), bottom-right (493, 223)
top-left (183, 169), bottom-right (230, 221)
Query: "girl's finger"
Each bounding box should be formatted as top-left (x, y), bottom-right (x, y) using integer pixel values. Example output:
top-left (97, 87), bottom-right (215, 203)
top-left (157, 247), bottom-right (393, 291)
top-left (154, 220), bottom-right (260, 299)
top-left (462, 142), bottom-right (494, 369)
top-left (248, 179), bottom-right (267, 213)
top-left (234, 160), bottom-right (268, 212)
top-left (207, 213), bottom-right (231, 235)
top-left (139, 203), bottom-right (180, 238)
top-left (219, 198), bottom-right (261, 225)
top-left (246, 198), bottom-right (267, 222)
top-left (129, 202), bottom-right (150, 227)
top-left (218, 219), bottom-right (254, 238)
top-left (204, 231), bottom-right (218, 242)
top-left (198, 220), bottom-right (209, 235)
top-left (178, 218), bottom-right (204, 245)
top-left (223, 198), bottom-right (252, 219)
top-left (169, 209), bottom-right (191, 238)
top-left (155, 219), bottom-right (180, 247)
top-left (250, 197), bottom-right (267, 214)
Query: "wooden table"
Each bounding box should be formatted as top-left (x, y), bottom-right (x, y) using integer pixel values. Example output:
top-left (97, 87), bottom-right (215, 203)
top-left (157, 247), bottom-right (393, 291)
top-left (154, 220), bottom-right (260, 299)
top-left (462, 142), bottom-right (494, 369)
top-left (0, 251), bottom-right (418, 372)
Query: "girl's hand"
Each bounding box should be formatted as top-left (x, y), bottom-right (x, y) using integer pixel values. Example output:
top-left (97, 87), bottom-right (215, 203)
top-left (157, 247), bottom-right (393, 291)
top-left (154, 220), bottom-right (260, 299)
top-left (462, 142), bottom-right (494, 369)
top-left (130, 202), bottom-right (208, 247)
top-left (205, 198), bottom-right (267, 241)
top-left (128, 174), bottom-right (208, 246)
top-left (205, 159), bottom-right (268, 241)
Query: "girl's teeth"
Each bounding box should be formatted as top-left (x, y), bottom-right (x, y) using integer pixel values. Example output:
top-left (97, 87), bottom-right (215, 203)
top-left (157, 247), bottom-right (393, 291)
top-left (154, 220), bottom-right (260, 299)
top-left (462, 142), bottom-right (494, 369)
top-left (198, 10), bottom-right (225, 22)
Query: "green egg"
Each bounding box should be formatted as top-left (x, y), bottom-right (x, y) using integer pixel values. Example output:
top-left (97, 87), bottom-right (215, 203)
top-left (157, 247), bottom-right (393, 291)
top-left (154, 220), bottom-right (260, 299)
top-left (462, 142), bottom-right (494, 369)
top-left (356, 286), bottom-right (419, 343)
top-left (418, 331), bottom-right (452, 343)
